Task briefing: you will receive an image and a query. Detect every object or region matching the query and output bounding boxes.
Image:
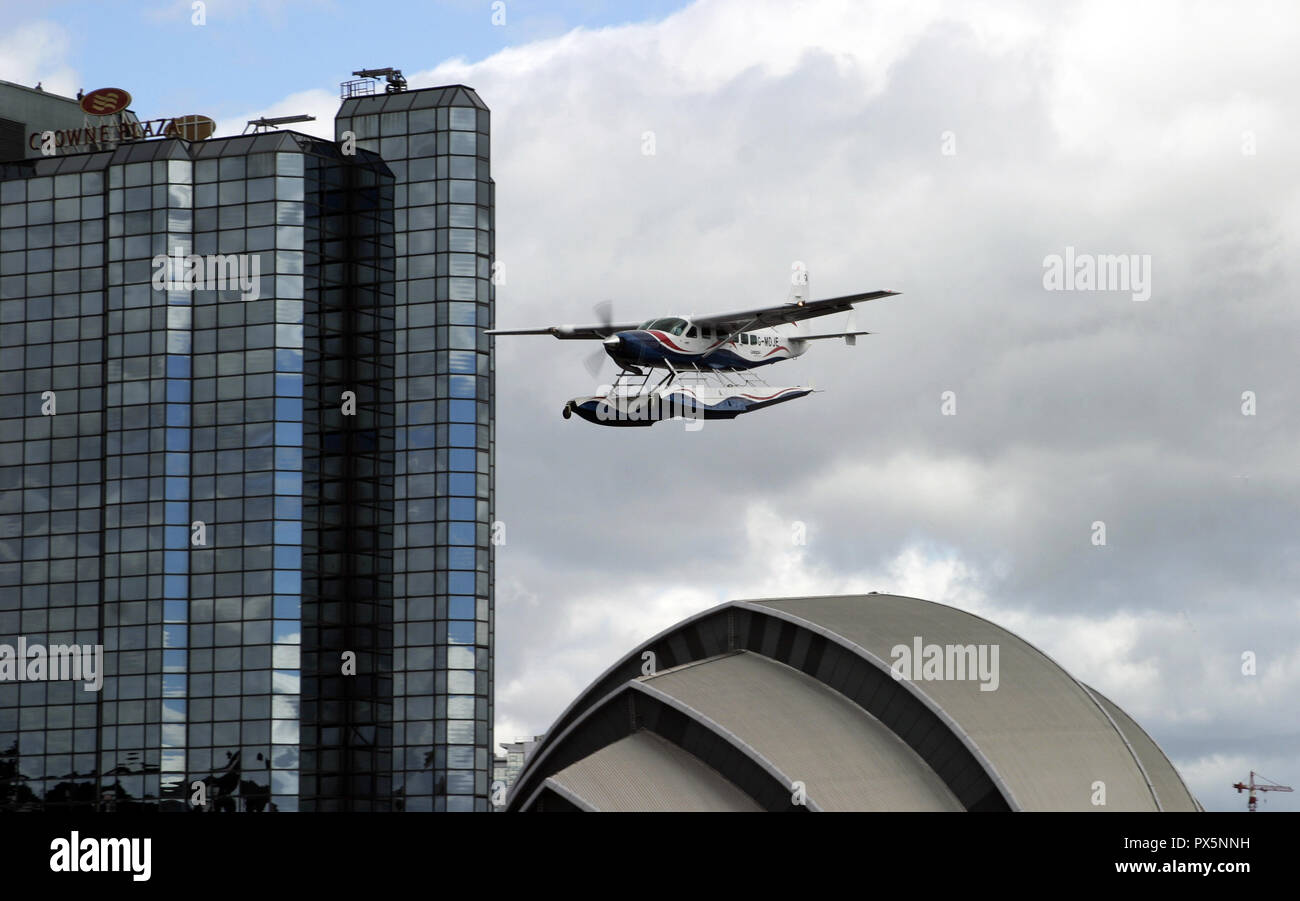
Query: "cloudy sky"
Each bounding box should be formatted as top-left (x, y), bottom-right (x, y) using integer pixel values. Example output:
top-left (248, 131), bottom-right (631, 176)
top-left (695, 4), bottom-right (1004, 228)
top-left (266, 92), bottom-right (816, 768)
top-left (9, 0), bottom-right (1299, 812)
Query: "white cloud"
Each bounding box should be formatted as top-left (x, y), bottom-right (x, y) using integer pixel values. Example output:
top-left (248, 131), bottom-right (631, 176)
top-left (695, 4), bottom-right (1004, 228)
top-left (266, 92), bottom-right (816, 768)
top-left (0, 21), bottom-right (78, 96)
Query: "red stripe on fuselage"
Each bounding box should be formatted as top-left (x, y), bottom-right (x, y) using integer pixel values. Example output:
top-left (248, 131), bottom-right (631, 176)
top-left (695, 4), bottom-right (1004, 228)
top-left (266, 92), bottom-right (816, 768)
top-left (646, 330), bottom-right (690, 352)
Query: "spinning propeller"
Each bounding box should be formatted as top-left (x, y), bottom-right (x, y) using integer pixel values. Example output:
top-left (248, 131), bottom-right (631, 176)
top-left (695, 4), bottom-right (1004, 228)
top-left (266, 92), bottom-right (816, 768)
top-left (583, 299), bottom-right (618, 376)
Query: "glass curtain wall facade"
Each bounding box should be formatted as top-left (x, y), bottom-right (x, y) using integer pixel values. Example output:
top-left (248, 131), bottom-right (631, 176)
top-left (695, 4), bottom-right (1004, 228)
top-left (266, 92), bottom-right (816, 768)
top-left (0, 130), bottom-right (398, 811)
top-left (335, 85), bottom-right (495, 812)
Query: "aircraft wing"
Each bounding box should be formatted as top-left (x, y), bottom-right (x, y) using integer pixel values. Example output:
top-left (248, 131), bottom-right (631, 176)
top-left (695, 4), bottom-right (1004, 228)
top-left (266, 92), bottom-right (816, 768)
top-left (693, 290), bottom-right (899, 331)
top-left (487, 321), bottom-right (643, 340)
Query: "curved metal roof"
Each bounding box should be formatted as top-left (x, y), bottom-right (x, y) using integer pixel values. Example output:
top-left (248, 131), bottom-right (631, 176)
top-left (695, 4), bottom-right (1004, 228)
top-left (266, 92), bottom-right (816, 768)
top-left (641, 652), bottom-right (962, 811)
top-left (1084, 684), bottom-right (1201, 812)
top-left (507, 594), bottom-right (1198, 812)
top-left (544, 730), bottom-right (762, 811)
top-left (752, 596), bottom-right (1158, 810)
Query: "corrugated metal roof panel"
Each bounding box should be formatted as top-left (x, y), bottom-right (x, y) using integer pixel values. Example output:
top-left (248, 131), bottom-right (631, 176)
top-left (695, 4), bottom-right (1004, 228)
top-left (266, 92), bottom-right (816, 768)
top-left (645, 651), bottom-right (962, 811)
top-left (548, 729), bottom-right (761, 811)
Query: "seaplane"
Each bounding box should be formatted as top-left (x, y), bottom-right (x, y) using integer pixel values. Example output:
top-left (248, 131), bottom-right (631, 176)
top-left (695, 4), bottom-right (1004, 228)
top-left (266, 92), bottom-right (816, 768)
top-left (489, 274), bottom-right (900, 427)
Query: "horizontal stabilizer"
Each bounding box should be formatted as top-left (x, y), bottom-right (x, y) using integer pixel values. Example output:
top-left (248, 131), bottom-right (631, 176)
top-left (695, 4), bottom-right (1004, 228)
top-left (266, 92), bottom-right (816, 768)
top-left (790, 330), bottom-right (873, 341)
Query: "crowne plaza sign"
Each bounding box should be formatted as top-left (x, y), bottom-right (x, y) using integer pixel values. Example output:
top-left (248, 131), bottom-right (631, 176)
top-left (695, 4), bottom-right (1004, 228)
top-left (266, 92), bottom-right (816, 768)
top-left (29, 86), bottom-right (216, 152)
top-left (29, 115), bottom-right (217, 150)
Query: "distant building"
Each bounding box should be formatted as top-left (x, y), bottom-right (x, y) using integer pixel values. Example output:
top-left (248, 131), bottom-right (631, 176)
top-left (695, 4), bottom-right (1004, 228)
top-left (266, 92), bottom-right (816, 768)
top-left (506, 594), bottom-right (1201, 811)
top-left (493, 735), bottom-right (542, 807)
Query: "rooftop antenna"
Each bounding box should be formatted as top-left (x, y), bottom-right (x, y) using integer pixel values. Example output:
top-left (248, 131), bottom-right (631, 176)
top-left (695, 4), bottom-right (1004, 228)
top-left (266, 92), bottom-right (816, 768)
top-left (244, 114), bottom-right (317, 135)
top-left (341, 67), bottom-right (407, 99)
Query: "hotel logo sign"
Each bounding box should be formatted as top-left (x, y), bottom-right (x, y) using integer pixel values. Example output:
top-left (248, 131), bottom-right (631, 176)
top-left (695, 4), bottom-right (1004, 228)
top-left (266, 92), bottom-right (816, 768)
top-left (78, 87), bottom-right (132, 116)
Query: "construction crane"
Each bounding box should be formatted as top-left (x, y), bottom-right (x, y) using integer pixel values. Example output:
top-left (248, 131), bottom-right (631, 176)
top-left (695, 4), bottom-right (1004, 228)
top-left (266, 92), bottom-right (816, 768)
top-left (1231, 771), bottom-right (1292, 811)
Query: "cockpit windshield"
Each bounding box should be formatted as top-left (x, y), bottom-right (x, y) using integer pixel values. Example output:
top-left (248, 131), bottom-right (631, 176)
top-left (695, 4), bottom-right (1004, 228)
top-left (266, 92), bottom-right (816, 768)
top-left (644, 317), bottom-right (689, 336)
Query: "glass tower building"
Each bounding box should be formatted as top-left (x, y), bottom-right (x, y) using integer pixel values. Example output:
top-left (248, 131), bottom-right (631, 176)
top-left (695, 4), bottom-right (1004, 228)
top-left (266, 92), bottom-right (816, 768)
top-left (335, 85), bottom-right (495, 812)
top-left (0, 82), bottom-right (493, 812)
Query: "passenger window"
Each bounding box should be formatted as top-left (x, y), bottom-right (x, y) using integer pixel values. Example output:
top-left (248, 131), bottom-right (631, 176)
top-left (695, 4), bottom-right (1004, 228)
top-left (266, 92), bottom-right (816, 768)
top-left (686, 326), bottom-right (698, 338)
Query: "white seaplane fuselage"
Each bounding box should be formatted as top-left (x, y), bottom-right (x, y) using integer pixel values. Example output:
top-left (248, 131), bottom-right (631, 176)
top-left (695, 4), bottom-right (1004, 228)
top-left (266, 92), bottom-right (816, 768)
top-left (603, 317), bottom-right (808, 371)
top-left (559, 316), bottom-right (816, 426)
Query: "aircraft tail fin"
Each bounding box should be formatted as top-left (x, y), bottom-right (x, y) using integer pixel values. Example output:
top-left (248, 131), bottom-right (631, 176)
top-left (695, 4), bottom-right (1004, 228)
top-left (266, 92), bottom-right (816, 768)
top-left (787, 264), bottom-right (810, 305)
top-left (786, 265), bottom-right (810, 338)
